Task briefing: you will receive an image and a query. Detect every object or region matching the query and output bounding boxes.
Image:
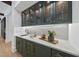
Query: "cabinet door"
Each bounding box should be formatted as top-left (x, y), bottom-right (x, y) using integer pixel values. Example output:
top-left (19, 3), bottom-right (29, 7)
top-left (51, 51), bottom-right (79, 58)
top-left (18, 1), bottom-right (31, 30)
top-left (35, 43), bottom-right (51, 57)
top-left (52, 48), bottom-right (61, 57)
top-left (57, 52), bottom-right (76, 57)
top-left (16, 37), bottom-right (23, 55)
top-left (22, 39), bottom-right (28, 57)
top-left (29, 42), bottom-right (35, 57)
top-left (22, 39), bottom-right (35, 57)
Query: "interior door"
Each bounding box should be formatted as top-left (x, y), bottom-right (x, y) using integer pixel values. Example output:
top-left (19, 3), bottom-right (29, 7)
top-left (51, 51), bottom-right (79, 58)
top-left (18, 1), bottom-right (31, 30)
top-left (1, 17), bottom-right (6, 39)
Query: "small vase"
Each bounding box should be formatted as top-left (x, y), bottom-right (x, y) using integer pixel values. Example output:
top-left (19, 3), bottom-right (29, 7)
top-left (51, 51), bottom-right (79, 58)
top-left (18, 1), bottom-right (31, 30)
top-left (48, 35), bottom-right (54, 42)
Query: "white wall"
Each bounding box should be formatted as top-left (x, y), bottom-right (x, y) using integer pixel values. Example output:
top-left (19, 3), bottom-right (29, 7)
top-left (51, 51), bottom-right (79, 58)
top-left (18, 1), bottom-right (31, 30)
top-left (4, 1), bottom-right (21, 52)
top-left (6, 12), bottom-right (13, 43)
top-left (3, 5), bottom-right (12, 43)
top-left (11, 9), bottom-right (21, 52)
top-left (69, 1), bottom-right (79, 52)
top-left (12, 9), bottom-right (21, 27)
top-left (14, 24), bottom-right (68, 40)
top-left (72, 1), bottom-right (79, 23)
top-left (69, 23), bottom-right (79, 53)
top-left (11, 1), bottom-right (22, 52)
top-left (5, 9), bottom-right (21, 43)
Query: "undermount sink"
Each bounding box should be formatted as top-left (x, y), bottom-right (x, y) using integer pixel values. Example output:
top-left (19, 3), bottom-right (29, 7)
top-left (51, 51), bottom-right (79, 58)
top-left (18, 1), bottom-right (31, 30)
top-left (20, 34), bottom-right (28, 36)
top-left (20, 34), bottom-right (35, 38)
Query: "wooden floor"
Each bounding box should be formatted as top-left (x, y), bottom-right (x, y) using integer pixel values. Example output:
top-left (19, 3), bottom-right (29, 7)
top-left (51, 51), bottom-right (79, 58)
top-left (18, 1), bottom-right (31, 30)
top-left (0, 37), bottom-right (22, 57)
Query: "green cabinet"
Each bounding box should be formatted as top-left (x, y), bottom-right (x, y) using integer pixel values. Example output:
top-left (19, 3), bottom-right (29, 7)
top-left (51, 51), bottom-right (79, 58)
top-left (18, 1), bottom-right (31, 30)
top-left (16, 37), bottom-right (23, 55)
top-left (51, 49), bottom-right (76, 57)
top-left (16, 37), bottom-right (35, 57)
top-left (34, 43), bottom-right (51, 57)
top-left (51, 49), bottom-right (60, 57)
top-left (16, 36), bottom-right (76, 57)
top-left (16, 37), bottom-right (51, 57)
top-left (22, 39), bottom-right (35, 57)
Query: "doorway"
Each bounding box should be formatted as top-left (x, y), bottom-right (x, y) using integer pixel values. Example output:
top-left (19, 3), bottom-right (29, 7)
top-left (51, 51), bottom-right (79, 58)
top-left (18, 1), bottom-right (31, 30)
top-left (1, 17), bottom-right (6, 40)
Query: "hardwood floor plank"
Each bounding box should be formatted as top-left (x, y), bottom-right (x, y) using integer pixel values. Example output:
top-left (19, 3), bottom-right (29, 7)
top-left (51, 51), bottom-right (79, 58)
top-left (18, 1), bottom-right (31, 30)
top-left (0, 37), bottom-right (22, 57)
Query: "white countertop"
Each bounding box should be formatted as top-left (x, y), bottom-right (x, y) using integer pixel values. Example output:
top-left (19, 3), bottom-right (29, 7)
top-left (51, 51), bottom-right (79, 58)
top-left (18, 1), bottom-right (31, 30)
top-left (15, 34), bottom-right (79, 56)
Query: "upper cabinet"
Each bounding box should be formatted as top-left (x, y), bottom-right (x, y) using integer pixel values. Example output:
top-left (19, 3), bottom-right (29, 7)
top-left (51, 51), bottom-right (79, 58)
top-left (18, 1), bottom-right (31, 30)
top-left (22, 1), bottom-right (72, 26)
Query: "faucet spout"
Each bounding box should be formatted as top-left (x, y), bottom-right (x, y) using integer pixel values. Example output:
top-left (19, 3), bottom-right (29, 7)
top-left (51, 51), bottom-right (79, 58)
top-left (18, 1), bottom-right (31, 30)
top-left (25, 28), bottom-right (30, 35)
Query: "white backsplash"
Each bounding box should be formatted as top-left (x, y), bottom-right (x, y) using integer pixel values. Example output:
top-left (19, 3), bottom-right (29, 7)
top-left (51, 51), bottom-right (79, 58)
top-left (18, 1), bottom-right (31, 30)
top-left (14, 24), bottom-right (68, 40)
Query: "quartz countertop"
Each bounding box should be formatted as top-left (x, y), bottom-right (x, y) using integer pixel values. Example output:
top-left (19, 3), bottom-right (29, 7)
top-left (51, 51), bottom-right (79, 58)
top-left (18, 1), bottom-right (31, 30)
top-left (15, 34), bottom-right (79, 56)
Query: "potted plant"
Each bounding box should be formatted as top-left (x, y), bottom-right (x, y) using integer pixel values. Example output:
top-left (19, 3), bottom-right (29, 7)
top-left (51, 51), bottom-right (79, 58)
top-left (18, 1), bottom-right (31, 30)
top-left (48, 31), bottom-right (56, 42)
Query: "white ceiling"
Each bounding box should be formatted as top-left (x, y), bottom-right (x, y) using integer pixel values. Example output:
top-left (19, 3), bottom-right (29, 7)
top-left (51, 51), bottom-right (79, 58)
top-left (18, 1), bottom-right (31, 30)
top-left (0, 1), bottom-right (10, 19)
top-left (15, 1), bottom-right (38, 12)
top-left (0, 1), bottom-right (38, 19)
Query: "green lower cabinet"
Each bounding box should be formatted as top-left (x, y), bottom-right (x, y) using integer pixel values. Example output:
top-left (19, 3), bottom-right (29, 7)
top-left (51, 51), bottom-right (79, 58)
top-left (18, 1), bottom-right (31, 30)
top-left (51, 49), bottom-right (76, 57)
top-left (57, 51), bottom-right (76, 57)
top-left (22, 39), bottom-right (35, 57)
top-left (52, 49), bottom-right (62, 57)
top-left (16, 37), bottom-right (51, 57)
top-left (34, 43), bottom-right (51, 57)
top-left (16, 37), bottom-right (23, 55)
top-left (22, 39), bottom-right (28, 57)
top-left (16, 37), bottom-right (76, 57)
